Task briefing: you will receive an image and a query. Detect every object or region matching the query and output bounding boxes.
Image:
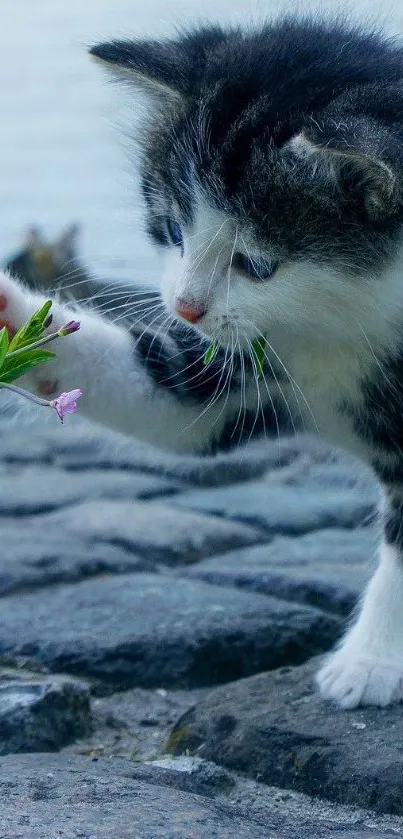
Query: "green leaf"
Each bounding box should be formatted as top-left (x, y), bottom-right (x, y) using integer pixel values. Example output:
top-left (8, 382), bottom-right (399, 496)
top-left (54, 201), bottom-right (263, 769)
top-left (0, 349), bottom-right (55, 384)
top-left (203, 342), bottom-right (219, 365)
top-left (0, 328), bottom-right (9, 372)
top-left (251, 338), bottom-right (267, 379)
top-left (8, 300), bottom-right (53, 352)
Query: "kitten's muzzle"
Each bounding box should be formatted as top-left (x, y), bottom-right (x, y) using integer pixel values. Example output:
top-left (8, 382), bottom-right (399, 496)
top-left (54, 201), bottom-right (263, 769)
top-left (174, 299), bottom-right (206, 324)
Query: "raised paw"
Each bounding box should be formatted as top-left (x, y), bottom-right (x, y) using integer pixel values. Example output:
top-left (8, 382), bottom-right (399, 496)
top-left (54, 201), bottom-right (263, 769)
top-left (0, 270), bottom-right (34, 337)
top-left (317, 649), bottom-right (403, 709)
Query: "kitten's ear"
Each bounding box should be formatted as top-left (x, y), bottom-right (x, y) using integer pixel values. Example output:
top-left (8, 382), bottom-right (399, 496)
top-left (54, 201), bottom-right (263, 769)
top-left (89, 39), bottom-right (186, 103)
top-left (90, 27), bottom-right (228, 104)
top-left (290, 132), bottom-right (398, 220)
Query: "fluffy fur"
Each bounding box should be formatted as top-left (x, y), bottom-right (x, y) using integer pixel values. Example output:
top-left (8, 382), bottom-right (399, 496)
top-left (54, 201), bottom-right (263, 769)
top-left (6, 14), bottom-right (403, 706)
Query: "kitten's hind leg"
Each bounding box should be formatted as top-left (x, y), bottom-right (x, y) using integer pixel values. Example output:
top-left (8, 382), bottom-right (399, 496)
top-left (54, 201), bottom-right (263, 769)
top-left (317, 533), bottom-right (403, 708)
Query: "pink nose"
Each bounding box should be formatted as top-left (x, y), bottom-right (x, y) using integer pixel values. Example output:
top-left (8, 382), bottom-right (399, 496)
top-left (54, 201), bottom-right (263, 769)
top-left (174, 300), bottom-right (206, 324)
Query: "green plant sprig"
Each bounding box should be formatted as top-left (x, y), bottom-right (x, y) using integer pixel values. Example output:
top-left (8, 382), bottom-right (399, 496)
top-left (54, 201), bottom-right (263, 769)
top-left (0, 300), bottom-right (56, 385)
top-left (250, 337), bottom-right (267, 378)
top-left (0, 302), bottom-right (82, 422)
top-left (203, 337), bottom-right (267, 378)
top-left (203, 342), bottom-right (219, 366)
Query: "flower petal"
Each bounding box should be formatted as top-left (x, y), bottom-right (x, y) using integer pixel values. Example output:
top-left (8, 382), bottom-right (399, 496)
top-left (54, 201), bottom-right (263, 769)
top-left (50, 389), bottom-right (83, 423)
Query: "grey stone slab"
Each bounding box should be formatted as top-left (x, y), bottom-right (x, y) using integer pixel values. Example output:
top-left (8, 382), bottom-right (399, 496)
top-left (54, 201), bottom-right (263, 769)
top-left (0, 433), bottom-right (52, 464)
top-left (153, 756), bottom-right (403, 838)
top-left (0, 494), bottom-right (259, 596)
top-left (0, 421), bottom-right (372, 493)
top-left (0, 424), bottom-right (308, 485)
top-left (0, 529), bottom-right (145, 597)
top-left (44, 499), bottom-right (261, 564)
top-left (0, 668), bottom-right (91, 753)
top-left (262, 441), bottom-right (377, 492)
top-left (0, 423), bottom-right (103, 464)
top-left (0, 754), bottom-right (272, 839)
top-left (0, 754), bottom-right (398, 839)
top-left (184, 528), bottom-right (377, 616)
top-left (0, 466), bottom-right (178, 515)
top-left (165, 481), bottom-right (376, 534)
top-left (0, 574), bottom-right (339, 691)
top-left (56, 436), bottom-right (296, 485)
top-left (282, 458), bottom-right (378, 493)
top-left (167, 658), bottom-right (403, 815)
top-left (64, 685), bottom-right (211, 762)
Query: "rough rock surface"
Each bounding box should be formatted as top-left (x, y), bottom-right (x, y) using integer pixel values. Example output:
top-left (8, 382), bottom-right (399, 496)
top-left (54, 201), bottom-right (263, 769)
top-left (0, 574), bottom-right (339, 690)
top-left (167, 480), bottom-right (376, 534)
top-left (0, 417), bottom-right (399, 834)
top-left (0, 465), bottom-right (180, 514)
top-left (0, 754), bottom-right (274, 839)
top-left (64, 685), bottom-right (211, 761)
top-left (0, 754), bottom-right (401, 838)
top-left (0, 668), bottom-right (91, 753)
top-left (0, 529), bottom-right (145, 596)
top-left (167, 658), bottom-right (403, 815)
top-left (184, 527), bottom-right (377, 615)
top-left (44, 498), bottom-right (261, 563)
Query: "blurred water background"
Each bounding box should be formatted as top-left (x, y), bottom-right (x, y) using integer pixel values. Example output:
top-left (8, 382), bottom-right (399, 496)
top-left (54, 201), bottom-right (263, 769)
top-left (0, 0), bottom-right (402, 288)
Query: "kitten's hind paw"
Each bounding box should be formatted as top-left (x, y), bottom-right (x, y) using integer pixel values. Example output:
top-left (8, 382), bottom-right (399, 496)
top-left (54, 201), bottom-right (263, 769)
top-left (317, 649), bottom-right (403, 708)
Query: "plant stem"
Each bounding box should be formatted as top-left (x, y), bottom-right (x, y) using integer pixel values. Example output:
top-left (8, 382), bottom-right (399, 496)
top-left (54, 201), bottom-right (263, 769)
top-left (6, 331), bottom-right (61, 358)
top-left (0, 381), bottom-right (50, 407)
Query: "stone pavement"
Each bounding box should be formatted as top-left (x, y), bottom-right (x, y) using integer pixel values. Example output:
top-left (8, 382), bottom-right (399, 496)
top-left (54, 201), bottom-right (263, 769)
top-left (1, 416), bottom-right (402, 837)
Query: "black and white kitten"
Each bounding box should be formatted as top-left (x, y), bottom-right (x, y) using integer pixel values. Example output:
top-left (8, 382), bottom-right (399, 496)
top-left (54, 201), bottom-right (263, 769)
top-left (4, 15), bottom-right (403, 708)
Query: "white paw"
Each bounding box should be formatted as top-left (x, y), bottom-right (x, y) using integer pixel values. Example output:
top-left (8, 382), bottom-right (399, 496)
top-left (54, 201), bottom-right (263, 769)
top-left (0, 270), bottom-right (33, 337)
top-left (317, 649), bottom-right (403, 709)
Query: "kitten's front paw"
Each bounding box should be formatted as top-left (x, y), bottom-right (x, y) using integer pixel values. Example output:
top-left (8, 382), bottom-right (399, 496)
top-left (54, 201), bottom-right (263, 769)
top-left (0, 270), bottom-right (33, 336)
top-left (317, 649), bottom-right (403, 708)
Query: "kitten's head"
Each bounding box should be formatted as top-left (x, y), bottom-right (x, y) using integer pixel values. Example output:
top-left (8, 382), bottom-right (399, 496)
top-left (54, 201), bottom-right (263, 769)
top-left (91, 17), bottom-right (403, 348)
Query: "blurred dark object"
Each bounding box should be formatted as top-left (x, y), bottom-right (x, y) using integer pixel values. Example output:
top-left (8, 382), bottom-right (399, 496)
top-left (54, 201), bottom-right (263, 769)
top-left (4, 224), bottom-right (94, 302)
top-left (3, 224), bottom-right (164, 327)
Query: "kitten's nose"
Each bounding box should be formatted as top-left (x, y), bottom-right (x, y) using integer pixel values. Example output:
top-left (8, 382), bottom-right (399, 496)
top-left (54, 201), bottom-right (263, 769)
top-left (174, 299), bottom-right (206, 324)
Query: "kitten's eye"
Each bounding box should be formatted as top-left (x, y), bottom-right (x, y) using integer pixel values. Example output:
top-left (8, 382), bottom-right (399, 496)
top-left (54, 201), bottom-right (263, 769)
top-left (233, 252), bottom-right (278, 281)
top-left (166, 219), bottom-right (184, 254)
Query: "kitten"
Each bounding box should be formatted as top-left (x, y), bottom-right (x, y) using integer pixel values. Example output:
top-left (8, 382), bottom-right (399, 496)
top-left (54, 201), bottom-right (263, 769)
top-left (2, 14), bottom-right (403, 707)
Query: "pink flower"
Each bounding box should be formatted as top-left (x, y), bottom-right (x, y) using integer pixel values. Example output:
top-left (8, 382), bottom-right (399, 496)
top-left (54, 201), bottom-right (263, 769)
top-left (50, 389), bottom-right (83, 423)
top-left (58, 320), bottom-right (81, 337)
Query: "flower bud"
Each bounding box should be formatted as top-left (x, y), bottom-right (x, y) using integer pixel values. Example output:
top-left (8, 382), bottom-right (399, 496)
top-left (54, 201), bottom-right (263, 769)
top-left (58, 320), bottom-right (81, 337)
